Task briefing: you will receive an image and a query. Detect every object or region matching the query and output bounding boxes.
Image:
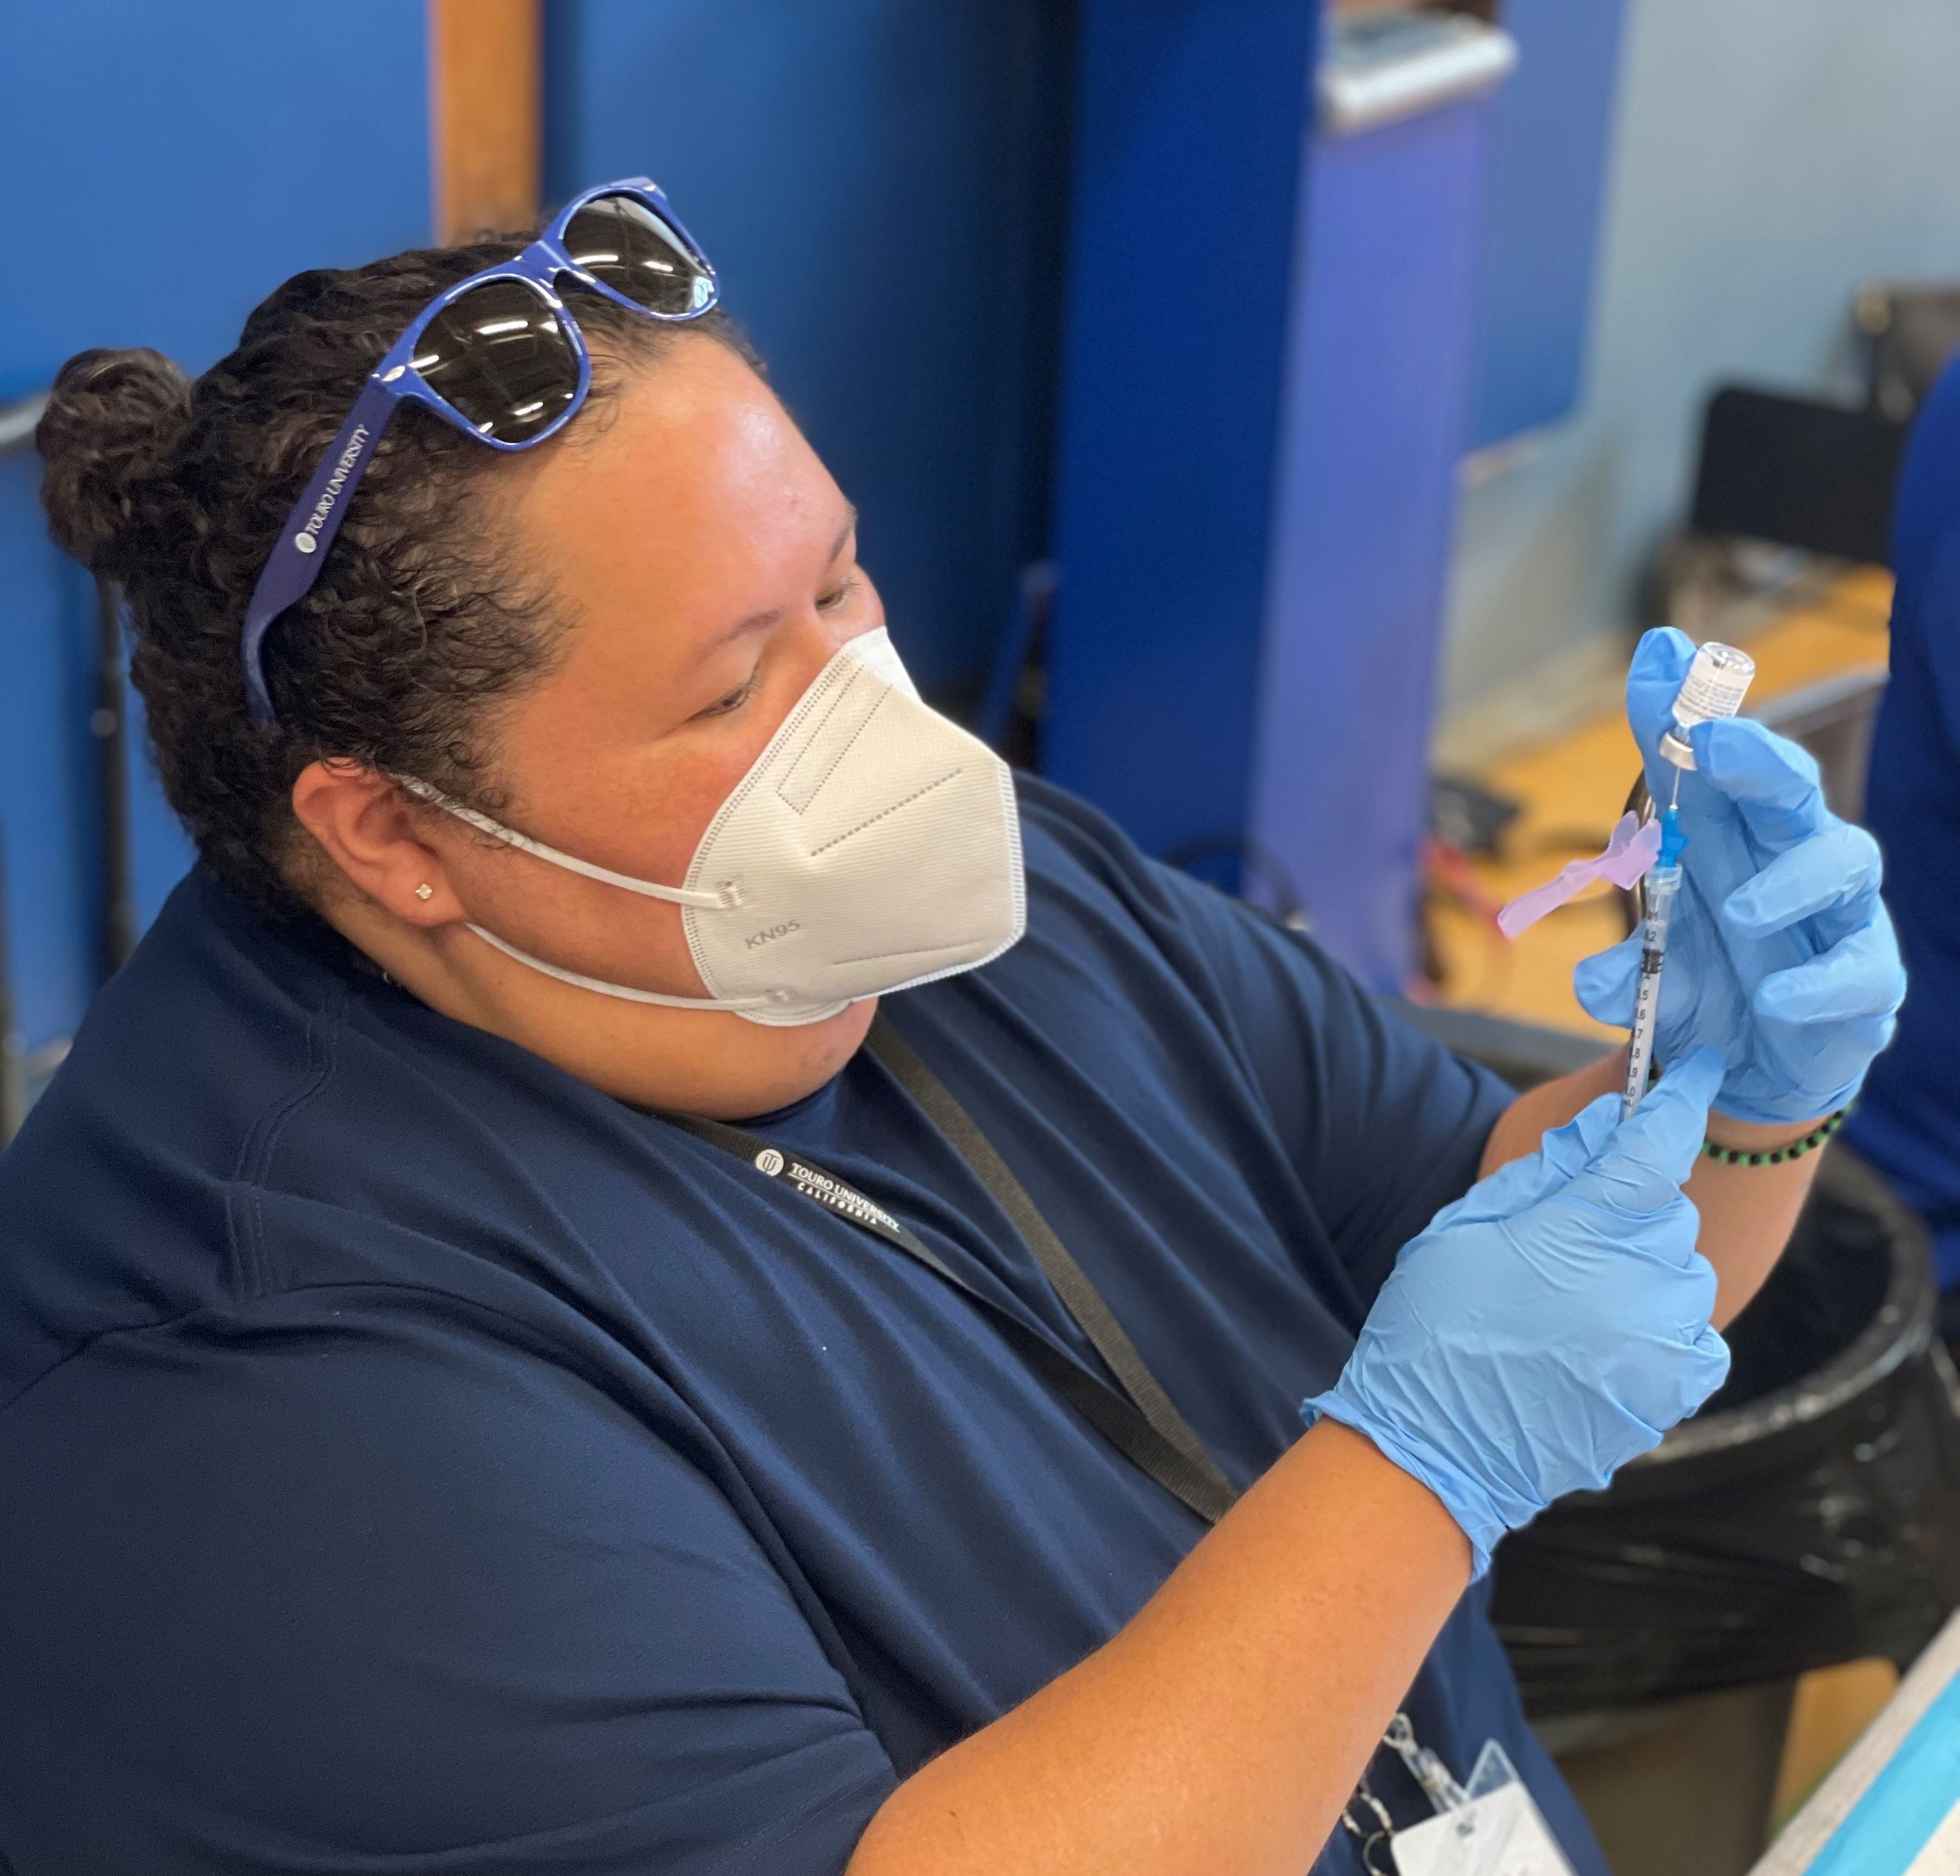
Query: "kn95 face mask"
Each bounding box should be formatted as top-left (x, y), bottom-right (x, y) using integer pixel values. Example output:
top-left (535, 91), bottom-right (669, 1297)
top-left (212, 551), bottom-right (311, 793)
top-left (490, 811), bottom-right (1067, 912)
top-left (400, 629), bottom-right (1026, 1025)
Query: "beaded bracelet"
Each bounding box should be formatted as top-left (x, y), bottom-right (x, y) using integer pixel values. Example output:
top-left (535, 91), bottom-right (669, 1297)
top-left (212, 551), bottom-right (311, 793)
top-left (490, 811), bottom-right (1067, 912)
top-left (1701, 1107), bottom-right (1848, 1168)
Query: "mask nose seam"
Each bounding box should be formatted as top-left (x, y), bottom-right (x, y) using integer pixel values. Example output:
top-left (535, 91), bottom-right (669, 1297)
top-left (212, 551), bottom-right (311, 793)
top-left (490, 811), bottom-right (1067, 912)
top-left (806, 767), bottom-right (962, 858)
top-left (774, 672), bottom-right (887, 813)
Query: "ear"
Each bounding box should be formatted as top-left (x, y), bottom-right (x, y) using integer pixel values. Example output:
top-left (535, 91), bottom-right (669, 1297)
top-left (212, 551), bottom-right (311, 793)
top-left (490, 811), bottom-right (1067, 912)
top-left (290, 759), bottom-right (460, 925)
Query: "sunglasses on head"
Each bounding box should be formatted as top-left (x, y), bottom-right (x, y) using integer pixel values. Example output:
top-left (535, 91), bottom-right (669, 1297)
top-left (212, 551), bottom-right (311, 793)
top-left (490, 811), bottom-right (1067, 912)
top-left (239, 177), bottom-right (719, 728)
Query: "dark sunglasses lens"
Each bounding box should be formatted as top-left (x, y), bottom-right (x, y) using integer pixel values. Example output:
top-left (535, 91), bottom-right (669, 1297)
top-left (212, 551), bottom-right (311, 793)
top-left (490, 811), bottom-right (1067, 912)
top-left (415, 279), bottom-right (580, 443)
top-left (563, 192), bottom-right (714, 316)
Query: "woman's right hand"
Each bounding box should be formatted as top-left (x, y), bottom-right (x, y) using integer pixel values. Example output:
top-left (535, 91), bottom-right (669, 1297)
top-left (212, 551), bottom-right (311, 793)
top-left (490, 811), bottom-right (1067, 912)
top-left (853, 1072), bottom-right (1736, 1876)
top-left (1303, 1047), bottom-right (1731, 1576)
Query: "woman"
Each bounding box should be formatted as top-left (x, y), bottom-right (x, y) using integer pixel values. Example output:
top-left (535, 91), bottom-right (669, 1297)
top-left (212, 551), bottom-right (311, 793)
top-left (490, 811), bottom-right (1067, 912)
top-left (0, 183), bottom-right (1902, 1875)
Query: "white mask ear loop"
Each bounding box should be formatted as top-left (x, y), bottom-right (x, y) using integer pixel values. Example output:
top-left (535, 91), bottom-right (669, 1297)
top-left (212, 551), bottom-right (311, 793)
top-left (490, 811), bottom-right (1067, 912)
top-left (390, 777), bottom-right (785, 1013)
top-left (393, 776), bottom-right (736, 911)
top-left (463, 923), bottom-right (784, 1012)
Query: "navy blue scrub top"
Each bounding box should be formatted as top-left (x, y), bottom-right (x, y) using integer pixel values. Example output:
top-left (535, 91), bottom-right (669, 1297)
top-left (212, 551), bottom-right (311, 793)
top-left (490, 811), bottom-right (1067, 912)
top-left (1846, 359), bottom-right (1960, 1286)
top-left (0, 776), bottom-right (1605, 1876)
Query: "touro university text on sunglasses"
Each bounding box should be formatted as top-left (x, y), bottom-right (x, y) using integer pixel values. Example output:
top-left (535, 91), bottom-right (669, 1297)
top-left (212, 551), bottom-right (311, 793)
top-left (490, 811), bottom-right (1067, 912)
top-left (238, 178), bottom-right (717, 728)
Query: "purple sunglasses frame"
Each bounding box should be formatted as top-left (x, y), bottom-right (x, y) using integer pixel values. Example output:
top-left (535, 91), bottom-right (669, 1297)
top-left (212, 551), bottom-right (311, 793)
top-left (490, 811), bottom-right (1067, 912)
top-left (239, 176), bottom-right (718, 728)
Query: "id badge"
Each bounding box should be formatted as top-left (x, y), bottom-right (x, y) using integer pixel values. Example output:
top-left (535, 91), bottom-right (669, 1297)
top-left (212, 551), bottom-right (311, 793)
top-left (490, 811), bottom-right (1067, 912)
top-left (1385, 1743), bottom-right (1577, 1876)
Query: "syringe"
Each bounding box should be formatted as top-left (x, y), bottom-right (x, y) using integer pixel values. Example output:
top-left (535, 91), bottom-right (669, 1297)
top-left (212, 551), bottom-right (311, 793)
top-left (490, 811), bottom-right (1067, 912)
top-left (1620, 642), bottom-right (1756, 1119)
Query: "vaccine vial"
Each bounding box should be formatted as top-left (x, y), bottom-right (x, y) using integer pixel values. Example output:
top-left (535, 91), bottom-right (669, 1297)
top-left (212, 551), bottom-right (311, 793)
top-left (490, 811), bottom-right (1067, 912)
top-left (1658, 641), bottom-right (1755, 769)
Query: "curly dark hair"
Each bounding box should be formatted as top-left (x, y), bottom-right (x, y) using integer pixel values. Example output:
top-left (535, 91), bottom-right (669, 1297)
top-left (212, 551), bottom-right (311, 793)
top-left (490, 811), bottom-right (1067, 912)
top-left (36, 233), bottom-right (758, 921)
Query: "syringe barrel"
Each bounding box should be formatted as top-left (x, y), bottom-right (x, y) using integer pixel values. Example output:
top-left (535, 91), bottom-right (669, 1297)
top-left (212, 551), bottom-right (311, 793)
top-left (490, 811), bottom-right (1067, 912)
top-left (1621, 864), bottom-right (1683, 1118)
top-left (1640, 863), bottom-right (1681, 944)
top-left (1659, 641), bottom-right (1755, 769)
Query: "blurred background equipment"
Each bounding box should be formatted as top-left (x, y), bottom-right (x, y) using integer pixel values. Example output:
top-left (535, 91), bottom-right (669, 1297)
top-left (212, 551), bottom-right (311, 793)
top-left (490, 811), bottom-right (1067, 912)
top-left (1, 388), bottom-right (86, 1138)
top-left (1688, 388), bottom-right (1909, 572)
top-left (1653, 273), bottom-right (1960, 627)
top-left (1860, 283), bottom-right (1960, 425)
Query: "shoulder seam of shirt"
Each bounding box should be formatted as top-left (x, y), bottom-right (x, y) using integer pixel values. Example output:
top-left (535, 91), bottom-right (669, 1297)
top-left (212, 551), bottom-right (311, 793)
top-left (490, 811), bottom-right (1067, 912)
top-left (225, 982), bottom-right (349, 1300)
top-left (0, 1273), bottom-right (589, 1428)
top-left (0, 1271), bottom-right (896, 1735)
top-left (0, 987), bottom-right (356, 1418)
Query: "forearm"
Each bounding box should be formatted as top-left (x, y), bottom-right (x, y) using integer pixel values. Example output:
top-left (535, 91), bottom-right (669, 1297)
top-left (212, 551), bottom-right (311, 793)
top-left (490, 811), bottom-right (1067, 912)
top-left (1481, 1050), bottom-right (1822, 1327)
top-left (1478, 1052), bottom-right (1621, 1181)
top-left (1681, 1107), bottom-right (1825, 1322)
top-left (848, 1422), bottom-right (1469, 1876)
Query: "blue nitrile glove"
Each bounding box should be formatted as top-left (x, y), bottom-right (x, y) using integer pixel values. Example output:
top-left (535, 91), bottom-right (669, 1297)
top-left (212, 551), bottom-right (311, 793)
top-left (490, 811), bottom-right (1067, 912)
top-left (1574, 627), bottom-right (1906, 1126)
top-left (1302, 1048), bottom-right (1731, 1577)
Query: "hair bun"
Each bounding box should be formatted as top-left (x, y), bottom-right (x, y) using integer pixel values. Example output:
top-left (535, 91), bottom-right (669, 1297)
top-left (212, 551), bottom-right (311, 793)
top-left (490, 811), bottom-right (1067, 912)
top-left (36, 347), bottom-right (192, 577)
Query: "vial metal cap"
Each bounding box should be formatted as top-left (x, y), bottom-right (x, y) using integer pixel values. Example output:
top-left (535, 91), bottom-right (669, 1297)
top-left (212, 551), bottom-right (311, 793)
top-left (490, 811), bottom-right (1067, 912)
top-left (1660, 641), bottom-right (1755, 769)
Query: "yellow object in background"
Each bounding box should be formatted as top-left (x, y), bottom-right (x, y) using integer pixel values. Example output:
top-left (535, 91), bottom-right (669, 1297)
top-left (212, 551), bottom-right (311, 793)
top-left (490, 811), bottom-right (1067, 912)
top-left (1771, 1658), bottom-right (1903, 1833)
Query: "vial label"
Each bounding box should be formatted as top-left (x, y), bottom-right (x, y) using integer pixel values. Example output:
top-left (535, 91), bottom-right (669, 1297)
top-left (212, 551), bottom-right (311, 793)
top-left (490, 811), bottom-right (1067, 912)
top-left (1672, 643), bottom-right (1755, 730)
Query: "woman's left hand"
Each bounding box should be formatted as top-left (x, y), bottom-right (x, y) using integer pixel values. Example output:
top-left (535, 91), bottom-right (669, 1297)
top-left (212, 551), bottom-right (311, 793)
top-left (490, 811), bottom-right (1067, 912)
top-left (1574, 627), bottom-right (1908, 1127)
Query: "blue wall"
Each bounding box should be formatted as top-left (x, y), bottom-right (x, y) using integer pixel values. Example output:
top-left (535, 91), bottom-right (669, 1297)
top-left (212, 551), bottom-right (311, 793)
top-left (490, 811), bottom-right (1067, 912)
top-left (1465, 0), bottom-right (1629, 450)
top-left (544, 0), bottom-right (1073, 703)
top-left (1042, 0), bottom-right (1320, 874)
top-left (0, 3), bottom-right (432, 1054)
top-left (1248, 92), bottom-right (1502, 989)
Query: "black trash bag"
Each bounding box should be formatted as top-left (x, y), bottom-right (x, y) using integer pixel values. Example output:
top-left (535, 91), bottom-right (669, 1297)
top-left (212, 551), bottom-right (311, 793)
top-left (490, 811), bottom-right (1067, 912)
top-left (1490, 1144), bottom-right (1960, 1719)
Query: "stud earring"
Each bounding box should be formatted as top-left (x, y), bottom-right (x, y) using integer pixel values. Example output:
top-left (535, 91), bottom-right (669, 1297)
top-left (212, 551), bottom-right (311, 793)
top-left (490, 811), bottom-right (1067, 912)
top-left (415, 883), bottom-right (434, 901)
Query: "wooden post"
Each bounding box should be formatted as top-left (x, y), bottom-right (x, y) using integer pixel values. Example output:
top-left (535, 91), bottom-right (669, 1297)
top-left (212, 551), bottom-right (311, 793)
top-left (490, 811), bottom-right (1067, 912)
top-left (428, 0), bottom-right (542, 244)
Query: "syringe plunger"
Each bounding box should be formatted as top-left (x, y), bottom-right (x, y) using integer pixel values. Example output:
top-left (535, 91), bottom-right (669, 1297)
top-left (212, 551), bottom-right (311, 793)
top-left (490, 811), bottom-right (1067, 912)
top-left (1658, 642), bottom-right (1755, 769)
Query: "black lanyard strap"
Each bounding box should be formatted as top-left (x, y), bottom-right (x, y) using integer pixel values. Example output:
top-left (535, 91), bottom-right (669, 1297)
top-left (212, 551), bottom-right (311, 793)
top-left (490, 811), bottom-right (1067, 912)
top-left (660, 1015), bottom-right (1238, 1527)
top-left (864, 1015), bottom-right (1237, 1522)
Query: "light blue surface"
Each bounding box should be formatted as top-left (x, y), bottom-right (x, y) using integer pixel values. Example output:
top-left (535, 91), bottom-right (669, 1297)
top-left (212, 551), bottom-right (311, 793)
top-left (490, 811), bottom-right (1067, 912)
top-left (1807, 1671), bottom-right (1960, 1876)
top-left (0, 3), bottom-right (432, 1052)
top-left (1042, 0), bottom-right (1321, 883)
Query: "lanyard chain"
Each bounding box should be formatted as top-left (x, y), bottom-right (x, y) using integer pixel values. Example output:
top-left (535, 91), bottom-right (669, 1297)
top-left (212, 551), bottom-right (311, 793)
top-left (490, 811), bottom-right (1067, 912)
top-left (1340, 1776), bottom-right (1396, 1875)
top-left (1384, 1709), bottom-right (1469, 1813)
top-left (1342, 1711), bottom-right (1470, 1871)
